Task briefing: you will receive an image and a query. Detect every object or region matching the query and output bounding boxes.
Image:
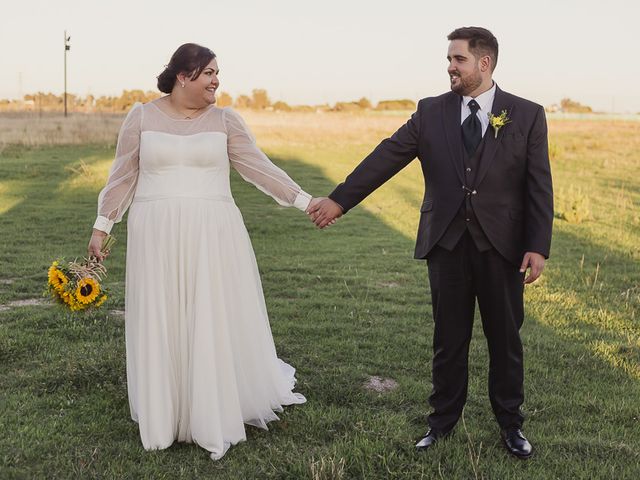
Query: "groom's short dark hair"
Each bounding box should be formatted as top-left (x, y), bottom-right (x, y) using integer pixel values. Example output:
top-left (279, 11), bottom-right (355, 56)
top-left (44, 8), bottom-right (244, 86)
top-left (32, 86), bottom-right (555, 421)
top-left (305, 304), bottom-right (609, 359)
top-left (448, 27), bottom-right (499, 71)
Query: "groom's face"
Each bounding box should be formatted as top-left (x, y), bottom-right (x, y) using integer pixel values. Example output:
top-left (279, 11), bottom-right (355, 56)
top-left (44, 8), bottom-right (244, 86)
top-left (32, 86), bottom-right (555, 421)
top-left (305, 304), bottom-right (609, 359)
top-left (447, 40), bottom-right (483, 96)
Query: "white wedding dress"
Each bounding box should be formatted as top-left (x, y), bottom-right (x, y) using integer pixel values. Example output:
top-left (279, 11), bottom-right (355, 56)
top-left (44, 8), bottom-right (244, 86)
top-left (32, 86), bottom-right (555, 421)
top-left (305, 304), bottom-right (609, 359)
top-left (93, 101), bottom-right (309, 460)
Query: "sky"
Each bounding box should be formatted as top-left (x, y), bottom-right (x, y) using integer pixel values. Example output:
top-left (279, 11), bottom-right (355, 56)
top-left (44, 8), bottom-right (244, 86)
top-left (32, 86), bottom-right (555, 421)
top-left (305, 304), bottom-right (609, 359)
top-left (2, 0), bottom-right (639, 113)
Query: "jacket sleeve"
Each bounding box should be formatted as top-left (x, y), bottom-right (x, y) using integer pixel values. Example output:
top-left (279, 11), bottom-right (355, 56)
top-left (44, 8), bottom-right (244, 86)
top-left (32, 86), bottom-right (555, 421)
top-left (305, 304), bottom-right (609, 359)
top-left (524, 105), bottom-right (554, 257)
top-left (329, 100), bottom-right (423, 213)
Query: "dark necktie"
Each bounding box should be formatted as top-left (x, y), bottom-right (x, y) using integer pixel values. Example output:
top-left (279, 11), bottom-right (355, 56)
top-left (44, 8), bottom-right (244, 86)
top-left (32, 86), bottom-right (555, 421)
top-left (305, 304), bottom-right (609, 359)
top-left (461, 99), bottom-right (482, 156)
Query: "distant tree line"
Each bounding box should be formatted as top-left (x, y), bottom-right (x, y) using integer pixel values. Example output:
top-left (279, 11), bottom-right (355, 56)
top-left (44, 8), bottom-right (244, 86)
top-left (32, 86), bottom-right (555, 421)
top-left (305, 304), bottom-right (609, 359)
top-left (1, 90), bottom-right (606, 115)
top-left (1, 90), bottom-right (161, 113)
top-left (545, 98), bottom-right (593, 114)
top-left (217, 90), bottom-right (416, 112)
top-left (0, 88), bottom-right (418, 113)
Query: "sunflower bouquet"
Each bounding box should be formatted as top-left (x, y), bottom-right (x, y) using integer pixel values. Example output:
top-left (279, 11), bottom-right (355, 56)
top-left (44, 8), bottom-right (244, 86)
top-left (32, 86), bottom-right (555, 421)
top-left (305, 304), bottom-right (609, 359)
top-left (46, 235), bottom-right (115, 312)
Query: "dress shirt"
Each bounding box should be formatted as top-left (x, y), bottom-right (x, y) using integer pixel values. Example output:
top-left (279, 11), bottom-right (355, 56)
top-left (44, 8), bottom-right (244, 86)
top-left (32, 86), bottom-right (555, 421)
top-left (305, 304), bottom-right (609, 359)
top-left (460, 82), bottom-right (496, 137)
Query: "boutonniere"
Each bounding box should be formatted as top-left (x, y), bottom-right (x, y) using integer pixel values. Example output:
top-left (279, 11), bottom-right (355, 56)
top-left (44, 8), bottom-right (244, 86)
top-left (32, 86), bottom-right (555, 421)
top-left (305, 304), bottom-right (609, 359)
top-left (487, 110), bottom-right (511, 138)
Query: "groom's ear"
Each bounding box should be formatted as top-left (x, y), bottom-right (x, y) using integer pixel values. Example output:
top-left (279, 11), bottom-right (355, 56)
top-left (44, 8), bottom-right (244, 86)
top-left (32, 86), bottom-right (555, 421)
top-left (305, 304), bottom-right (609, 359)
top-left (479, 55), bottom-right (492, 73)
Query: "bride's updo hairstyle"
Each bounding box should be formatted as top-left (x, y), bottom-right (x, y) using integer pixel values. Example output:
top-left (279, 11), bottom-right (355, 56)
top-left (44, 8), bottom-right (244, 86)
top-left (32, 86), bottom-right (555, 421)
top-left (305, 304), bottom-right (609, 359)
top-left (157, 43), bottom-right (216, 94)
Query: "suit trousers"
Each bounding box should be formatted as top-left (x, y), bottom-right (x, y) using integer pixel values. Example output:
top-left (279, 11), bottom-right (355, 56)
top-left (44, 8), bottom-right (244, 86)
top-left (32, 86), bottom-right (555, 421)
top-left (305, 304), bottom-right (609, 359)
top-left (426, 231), bottom-right (525, 432)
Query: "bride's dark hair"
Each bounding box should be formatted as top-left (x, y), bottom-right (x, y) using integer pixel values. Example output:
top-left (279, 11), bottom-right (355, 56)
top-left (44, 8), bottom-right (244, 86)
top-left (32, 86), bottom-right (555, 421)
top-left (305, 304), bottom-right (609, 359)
top-left (157, 43), bottom-right (216, 93)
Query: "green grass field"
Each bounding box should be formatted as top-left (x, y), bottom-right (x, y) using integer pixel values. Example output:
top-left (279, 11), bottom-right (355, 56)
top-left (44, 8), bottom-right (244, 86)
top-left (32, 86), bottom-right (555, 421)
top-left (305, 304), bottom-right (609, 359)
top-left (1, 113), bottom-right (639, 479)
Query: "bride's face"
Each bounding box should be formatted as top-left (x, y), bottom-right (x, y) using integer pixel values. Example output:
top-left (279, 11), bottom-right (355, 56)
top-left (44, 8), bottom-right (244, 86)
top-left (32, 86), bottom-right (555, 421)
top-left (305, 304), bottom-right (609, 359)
top-left (183, 58), bottom-right (219, 105)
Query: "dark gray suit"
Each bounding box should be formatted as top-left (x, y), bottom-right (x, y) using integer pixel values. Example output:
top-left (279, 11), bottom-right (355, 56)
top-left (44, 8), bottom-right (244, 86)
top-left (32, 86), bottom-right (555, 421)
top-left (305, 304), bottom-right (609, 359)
top-left (329, 86), bottom-right (553, 431)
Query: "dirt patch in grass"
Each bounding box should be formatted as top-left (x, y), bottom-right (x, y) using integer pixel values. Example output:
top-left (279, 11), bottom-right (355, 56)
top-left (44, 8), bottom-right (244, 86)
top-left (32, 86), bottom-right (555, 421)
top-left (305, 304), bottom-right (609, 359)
top-left (363, 375), bottom-right (399, 393)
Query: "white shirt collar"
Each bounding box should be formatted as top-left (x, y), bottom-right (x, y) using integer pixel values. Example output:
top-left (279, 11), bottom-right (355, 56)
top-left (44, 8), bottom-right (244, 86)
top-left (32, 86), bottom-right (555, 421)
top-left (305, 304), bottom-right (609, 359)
top-left (463, 82), bottom-right (496, 113)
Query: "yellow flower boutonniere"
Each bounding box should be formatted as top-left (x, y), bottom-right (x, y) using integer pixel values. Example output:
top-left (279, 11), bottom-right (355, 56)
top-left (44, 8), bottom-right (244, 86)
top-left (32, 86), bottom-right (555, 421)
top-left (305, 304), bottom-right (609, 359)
top-left (488, 110), bottom-right (511, 138)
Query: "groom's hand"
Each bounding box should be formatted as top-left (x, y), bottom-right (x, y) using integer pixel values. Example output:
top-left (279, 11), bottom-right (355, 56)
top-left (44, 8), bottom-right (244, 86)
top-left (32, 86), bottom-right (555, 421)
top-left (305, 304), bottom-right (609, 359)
top-left (306, 197), bottom-right (343, 228)
top-left (306, 197), bottom-right (337, 227)
top-left (520, 252), bottom-right (545, 284)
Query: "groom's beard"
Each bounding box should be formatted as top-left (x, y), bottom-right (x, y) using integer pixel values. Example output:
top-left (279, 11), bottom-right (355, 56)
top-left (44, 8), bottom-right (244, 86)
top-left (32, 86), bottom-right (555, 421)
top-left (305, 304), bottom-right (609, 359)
top-left (450, 67), bottom-right (483, 96)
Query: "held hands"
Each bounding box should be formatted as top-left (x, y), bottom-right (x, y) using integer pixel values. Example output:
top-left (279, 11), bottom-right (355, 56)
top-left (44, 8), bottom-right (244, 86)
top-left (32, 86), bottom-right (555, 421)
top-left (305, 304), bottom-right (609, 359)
top-left (88, 229), bottom-right (109, 262)
top-left (306, 197), bottom-right (343, 228)
top-left (520, 252), bottom-right (545, 284)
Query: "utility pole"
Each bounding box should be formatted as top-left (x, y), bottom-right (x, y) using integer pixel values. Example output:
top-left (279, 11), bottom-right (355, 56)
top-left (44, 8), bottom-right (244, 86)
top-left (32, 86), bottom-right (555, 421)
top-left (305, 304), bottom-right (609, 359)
top-left (64, 31), bottom-right (71, 117)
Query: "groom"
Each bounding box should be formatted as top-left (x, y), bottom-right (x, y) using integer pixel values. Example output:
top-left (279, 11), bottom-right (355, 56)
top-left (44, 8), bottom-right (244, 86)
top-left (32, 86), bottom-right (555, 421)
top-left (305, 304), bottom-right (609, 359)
top-left (308, 27), bottom-right (553, 459)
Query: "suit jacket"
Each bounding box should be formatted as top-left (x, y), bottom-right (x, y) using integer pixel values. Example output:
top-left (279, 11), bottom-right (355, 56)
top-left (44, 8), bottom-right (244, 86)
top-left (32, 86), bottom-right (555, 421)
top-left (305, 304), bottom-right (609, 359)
top-left (329, 86), bottom-right (554, 267)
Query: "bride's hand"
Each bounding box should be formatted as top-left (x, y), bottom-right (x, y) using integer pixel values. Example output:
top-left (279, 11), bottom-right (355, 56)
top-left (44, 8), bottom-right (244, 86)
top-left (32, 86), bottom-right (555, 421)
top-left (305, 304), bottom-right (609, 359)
top-left (307, 197), bottom-right (337, 226)
top-left (306, 197), bottom-right (323, 217)
top-left (88, 229), bottom-right (108, 262)
top-left (307, 197), bottom-right (342, 228)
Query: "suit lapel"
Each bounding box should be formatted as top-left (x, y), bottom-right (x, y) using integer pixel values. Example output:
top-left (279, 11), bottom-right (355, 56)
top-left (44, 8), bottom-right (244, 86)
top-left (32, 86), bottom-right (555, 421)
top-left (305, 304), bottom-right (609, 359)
top-left (442, 92), bottom-right (465, 185)
top-left (475, 86), bottom-right (514, 188)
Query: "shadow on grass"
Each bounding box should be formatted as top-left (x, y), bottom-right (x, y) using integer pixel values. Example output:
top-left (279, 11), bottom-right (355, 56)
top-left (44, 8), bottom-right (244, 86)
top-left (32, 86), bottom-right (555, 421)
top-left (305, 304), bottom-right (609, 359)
top-left (0, 146), bottom-right (638, 479)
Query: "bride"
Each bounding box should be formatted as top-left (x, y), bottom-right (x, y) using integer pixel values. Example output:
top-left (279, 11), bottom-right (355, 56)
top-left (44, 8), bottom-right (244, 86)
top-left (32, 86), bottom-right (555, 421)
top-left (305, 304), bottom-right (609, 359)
top-left (87, 43), bottom-right (319, 460)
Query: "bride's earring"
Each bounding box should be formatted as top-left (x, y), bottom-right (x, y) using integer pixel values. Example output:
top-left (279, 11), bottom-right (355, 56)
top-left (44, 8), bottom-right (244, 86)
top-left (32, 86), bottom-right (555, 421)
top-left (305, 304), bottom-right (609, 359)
top-left (181, 82), bottom-right (185, 88)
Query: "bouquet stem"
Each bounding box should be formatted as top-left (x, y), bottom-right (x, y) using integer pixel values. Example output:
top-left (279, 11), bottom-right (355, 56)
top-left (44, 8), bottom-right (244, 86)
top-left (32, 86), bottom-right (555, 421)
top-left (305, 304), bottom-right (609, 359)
top-left (101, 234), bottom-right (116, 253)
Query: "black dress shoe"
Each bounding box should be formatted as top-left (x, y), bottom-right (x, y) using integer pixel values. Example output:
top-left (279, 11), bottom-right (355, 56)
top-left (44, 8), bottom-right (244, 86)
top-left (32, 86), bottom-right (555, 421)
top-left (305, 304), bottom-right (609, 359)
top-left (415, 429), bottom-right (448, 451)
top-left (500, 427), bottom-right (533, 459)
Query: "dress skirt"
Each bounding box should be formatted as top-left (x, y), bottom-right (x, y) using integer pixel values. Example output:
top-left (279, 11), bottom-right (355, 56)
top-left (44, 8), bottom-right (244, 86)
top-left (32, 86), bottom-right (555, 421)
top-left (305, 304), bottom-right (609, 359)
top-left (124, 196), bottom-right (305, 460)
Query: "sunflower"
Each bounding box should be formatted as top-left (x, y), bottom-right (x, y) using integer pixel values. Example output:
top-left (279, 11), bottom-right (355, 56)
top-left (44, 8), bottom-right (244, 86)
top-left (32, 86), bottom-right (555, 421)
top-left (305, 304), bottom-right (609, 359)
top-left (60, 289), bottom-right (74, 305)
top-left (94, 294), bottom-right (108, 307)
top-left (48, 263), bottom-right (69, 290)
top-left (71, 300), bottom-right (88, 311)
top-left (75, 278), bottom-right (101, 304)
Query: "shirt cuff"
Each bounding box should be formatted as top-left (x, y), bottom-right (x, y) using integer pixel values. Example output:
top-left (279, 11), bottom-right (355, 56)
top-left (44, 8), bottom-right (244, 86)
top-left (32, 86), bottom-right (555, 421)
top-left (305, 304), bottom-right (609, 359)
top-left (293, 191), bottom-right (312, 211)
top-left (93, 216), bottom-right (114, 234)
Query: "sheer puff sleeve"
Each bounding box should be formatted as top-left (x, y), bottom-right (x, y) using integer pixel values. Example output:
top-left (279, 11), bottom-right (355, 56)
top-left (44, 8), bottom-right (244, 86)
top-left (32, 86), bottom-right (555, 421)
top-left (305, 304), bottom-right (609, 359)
top-left (223, 107), bottom-right (311, 211)
top-left (92, 103), bottom-right (143, 234)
